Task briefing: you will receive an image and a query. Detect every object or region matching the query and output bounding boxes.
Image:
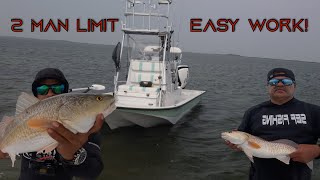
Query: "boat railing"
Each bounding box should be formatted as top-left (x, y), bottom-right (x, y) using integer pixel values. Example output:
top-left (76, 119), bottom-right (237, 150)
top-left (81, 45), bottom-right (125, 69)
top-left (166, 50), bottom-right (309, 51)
top-left (123, 0), bottom-right (172, 32)
top-left (117, 81), bottom-right (127, 84)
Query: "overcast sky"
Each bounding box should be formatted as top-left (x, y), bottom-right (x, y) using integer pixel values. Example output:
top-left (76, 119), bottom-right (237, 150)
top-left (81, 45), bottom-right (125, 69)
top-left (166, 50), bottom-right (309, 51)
top-left (0, 0), bottom-right (319, 62)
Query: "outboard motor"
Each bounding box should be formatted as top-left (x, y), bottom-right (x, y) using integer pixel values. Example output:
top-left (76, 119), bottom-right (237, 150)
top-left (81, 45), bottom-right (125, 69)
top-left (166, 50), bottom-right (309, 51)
top-left (177, 65), bottom-right (189, 89)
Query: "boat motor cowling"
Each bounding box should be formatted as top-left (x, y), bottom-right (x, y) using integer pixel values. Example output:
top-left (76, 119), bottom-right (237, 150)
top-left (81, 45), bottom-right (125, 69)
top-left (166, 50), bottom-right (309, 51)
top-left (112, 42), bottom-right (121, 72)
top-left (177, 65), bottom-right (189, 89)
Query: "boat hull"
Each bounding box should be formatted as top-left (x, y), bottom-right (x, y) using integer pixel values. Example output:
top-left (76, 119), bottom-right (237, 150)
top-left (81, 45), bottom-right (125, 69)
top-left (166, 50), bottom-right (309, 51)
top-left (105, 90), bottom-right (204, 129)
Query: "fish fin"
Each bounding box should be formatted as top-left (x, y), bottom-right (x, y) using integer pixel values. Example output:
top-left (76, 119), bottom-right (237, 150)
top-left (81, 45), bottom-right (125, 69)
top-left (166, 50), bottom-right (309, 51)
top-left (0, 116), bottom-right (15, 138)
top-left (276, 155), bottom-right (290, 165)
top-left (8, 153), bottom-right (16, 167)
top-left (271, 139), bottom-right (298, 148)
top-left (248, 140), bottom-right (261, 149)
top-left (15, 92), bottom-right (39, 116)
top-left (243, 149), bottom-right (254, 163)
top-left (37, 142), bottom-right (58, 154)
top-left (306, 161), bottom-right (313, 170)
top-left (62, 120), bottom-right (80, 134)
top-left (27, 118), bottom-right (52, 130)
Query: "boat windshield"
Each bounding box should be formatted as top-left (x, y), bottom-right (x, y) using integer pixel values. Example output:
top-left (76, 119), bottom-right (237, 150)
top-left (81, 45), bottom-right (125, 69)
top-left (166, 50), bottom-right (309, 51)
top-left (126, 34), bottom-right (162, 61)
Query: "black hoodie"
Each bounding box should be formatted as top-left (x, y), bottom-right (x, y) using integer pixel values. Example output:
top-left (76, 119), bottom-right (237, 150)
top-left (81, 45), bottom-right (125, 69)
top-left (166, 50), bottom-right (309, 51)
top-left (19, 68), bottom-right (104, 180)
top-left (32, 68), bottom-right (69, 96)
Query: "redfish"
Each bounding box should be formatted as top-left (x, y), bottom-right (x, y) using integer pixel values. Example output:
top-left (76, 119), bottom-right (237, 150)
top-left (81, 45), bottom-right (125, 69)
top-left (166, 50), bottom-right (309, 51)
top-left (0, 92), bottom-right (116, 167)
top-left (221, 130), bottom-right (313, 170)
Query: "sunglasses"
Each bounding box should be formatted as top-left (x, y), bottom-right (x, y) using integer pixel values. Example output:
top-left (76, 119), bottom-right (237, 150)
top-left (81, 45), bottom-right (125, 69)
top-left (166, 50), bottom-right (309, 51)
top-left (36, 84), bottom-right (65, 95)
top-left (268, 78), bottom-right (294, 86)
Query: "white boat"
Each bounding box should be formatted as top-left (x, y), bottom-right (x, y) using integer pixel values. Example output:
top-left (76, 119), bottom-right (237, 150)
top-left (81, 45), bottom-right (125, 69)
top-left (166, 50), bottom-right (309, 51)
top-left (105, 0), bottom-right (205, 129)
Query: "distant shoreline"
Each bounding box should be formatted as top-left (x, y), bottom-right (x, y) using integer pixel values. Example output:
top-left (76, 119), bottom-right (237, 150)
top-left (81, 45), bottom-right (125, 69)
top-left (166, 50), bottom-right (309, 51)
top-left (0, 35), bottom-right (318, 64)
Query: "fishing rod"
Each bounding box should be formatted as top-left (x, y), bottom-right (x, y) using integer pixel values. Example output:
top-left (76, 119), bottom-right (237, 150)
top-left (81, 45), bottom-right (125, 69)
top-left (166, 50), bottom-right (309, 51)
top-left (69, 84), bottom-right (105, 93)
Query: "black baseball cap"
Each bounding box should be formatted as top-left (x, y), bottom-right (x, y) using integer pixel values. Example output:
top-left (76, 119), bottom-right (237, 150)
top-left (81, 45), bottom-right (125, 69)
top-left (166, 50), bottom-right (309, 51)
top-left (32, 68), bottom-right (69, 96)
top-left (267, 68), bottom-right (295, 81)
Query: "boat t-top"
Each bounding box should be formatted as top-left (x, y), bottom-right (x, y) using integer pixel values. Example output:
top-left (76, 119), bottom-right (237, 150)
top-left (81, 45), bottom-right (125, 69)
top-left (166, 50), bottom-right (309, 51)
top-left (105, 0), bottom-right (206, 129)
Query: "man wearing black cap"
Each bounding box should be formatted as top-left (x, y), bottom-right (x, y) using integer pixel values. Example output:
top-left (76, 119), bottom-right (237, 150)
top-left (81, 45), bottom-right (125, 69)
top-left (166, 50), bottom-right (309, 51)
top-left (0, 68), bottom-right (104, 180)
top-left (226, 67), bottom-right (320, 180)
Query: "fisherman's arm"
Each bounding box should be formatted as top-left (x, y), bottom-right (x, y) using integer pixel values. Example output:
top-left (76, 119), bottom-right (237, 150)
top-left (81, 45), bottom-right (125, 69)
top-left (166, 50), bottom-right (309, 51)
top-left (225, 141), bottom-right (242, 151)
top-left (47, 114), bottom-right (104, 178)
top-left (225, 109), bottom-right (253, 151)
top-left (238, 108), bottom-right (253, 133)
top-left (289, 144), bottom-right (320, 163)
top-left (225, 110), bottom-right (250, 151)
top-left (62, 133), bottom-right (104, 178)
top-left (313, 105), bottom-right (320, 159)
top-left (290, 105), bottom-right (320, 163)
top-left (316, 106), bottom-right (320, 159)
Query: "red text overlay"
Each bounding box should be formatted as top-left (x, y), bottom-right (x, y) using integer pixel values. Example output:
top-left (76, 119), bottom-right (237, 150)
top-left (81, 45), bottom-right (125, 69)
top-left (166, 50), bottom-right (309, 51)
top-left (10, 18), bottom-right (119, 32)
top-left (190, 18), bottom-right (309, 32)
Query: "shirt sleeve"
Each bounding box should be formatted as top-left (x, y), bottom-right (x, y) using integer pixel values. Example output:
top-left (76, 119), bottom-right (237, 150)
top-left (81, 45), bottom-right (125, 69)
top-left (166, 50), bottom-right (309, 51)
top-left (313, 105), bottom-right (320, 138)
top-left (63, 132), bottom-right (104, 179)
top-left (313, 105), bottom-right (320, 159)
top-left (238, 109), bottom-right (252, 133)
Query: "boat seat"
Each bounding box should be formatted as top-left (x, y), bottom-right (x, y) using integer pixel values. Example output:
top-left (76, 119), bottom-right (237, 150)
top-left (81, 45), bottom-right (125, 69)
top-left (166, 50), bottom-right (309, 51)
top-left (118, 60), bottom-right (163, 97)
top-left (130, 73), bottom-right (161, 85)
top-left (131, 60), bottom-right (163, 72)
top-left (129, 60), bottom-right (163, 85)
top-left (118, 84), bottom-right (160, 94)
